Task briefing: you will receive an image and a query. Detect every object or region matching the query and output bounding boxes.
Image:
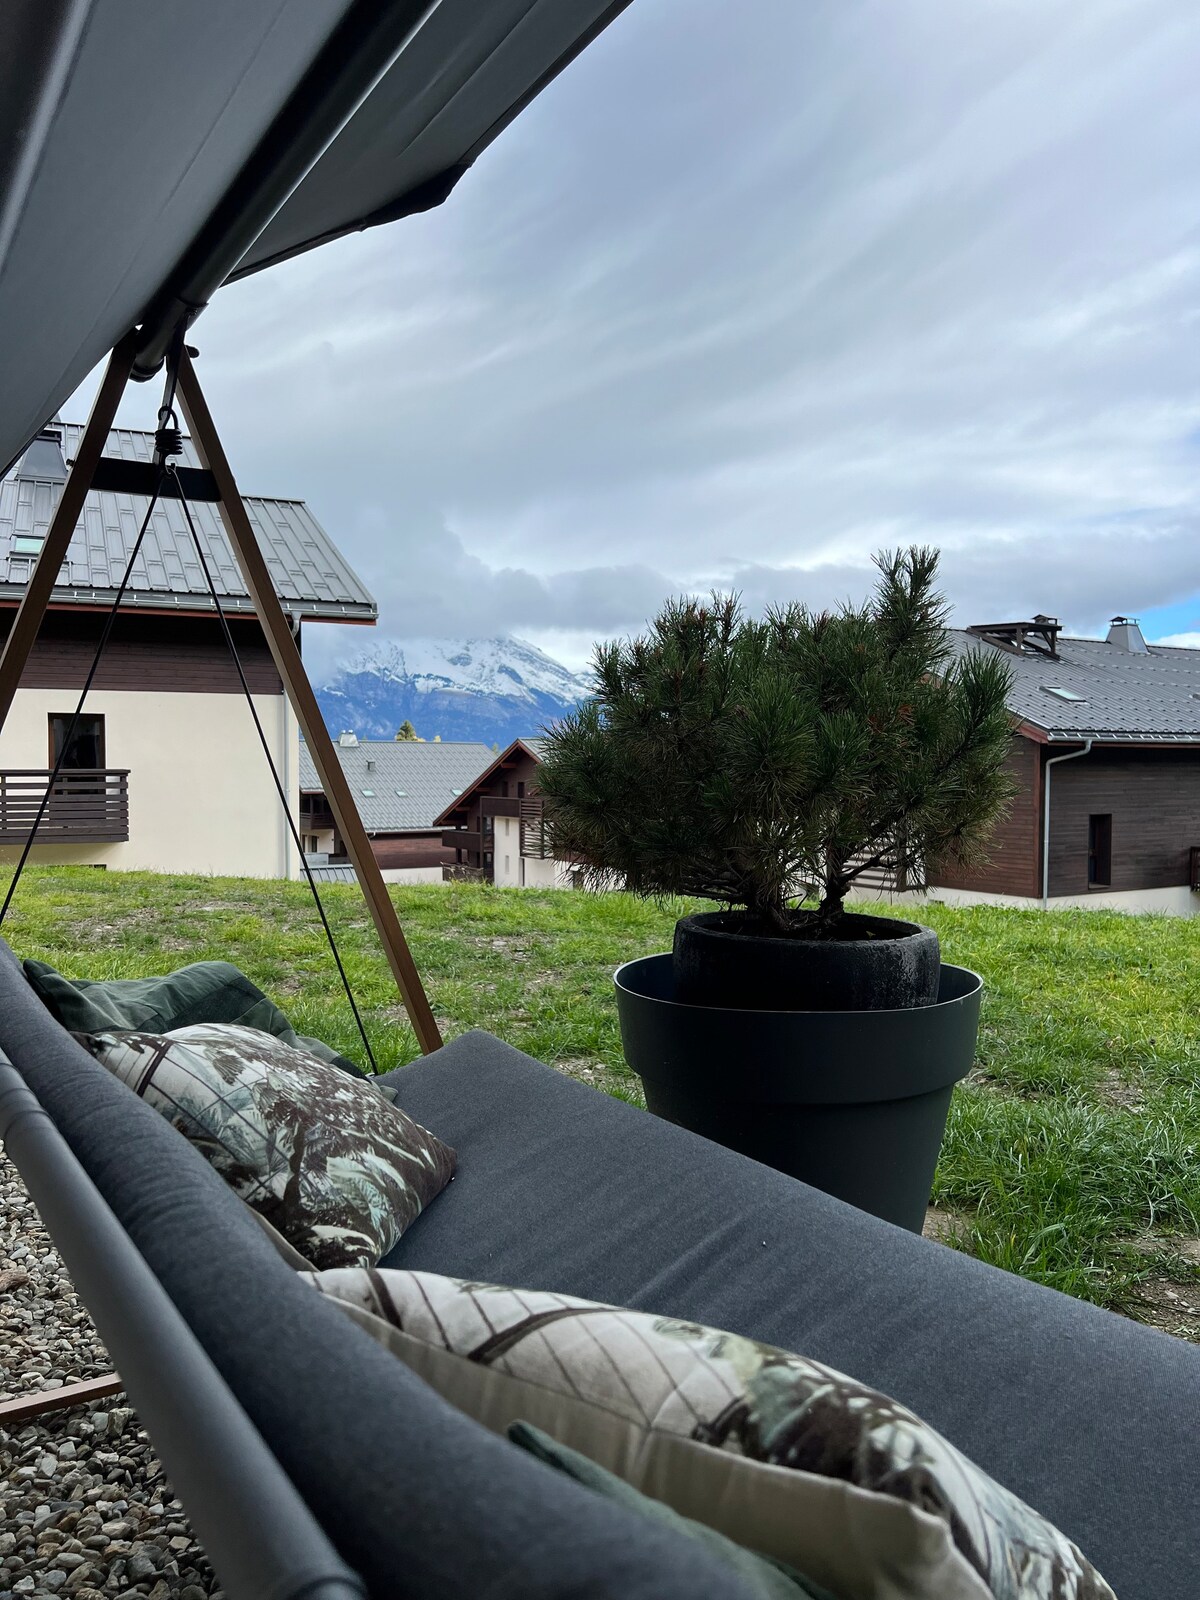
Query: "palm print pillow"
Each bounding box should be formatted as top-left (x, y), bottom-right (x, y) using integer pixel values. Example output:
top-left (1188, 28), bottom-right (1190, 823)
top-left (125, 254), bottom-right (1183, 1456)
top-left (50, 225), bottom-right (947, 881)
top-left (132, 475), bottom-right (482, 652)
top-left (76, 1024), bottom-right (454, 1269)
top-left (307, 1269), bottom-right (1115, 1600)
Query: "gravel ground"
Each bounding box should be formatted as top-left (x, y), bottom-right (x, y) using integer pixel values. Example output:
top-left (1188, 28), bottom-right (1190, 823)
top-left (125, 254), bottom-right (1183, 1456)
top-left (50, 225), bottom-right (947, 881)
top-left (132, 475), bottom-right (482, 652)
top-left (0, 1150), bottom-right (222, 1600)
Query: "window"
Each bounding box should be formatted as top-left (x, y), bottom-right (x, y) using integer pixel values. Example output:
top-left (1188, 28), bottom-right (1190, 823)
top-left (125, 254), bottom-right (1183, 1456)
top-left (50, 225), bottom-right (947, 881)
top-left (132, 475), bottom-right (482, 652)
top-left (49, 713), bottom-right (105, 769)
top-left (1041, 686), bottom-right (1087, 703)
top-left (517, 780), bottom-right (526, 799)
top-left (13, 534), bottom-right (43, 556)
top-left (1088, 814), bottom-right (1112, 887)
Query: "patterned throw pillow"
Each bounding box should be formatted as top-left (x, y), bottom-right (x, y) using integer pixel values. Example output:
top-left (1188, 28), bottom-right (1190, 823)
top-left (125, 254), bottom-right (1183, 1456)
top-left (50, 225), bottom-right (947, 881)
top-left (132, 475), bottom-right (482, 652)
top-left (307, 1269), bottom-right (1115, 1600)
top-left (76, 1024), bottom-right (454, 1269)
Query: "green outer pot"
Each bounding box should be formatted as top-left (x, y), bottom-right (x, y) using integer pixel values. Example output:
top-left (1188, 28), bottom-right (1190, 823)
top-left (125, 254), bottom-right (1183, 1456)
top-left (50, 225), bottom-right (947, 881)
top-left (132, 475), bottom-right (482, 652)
top-left (614, 954), bottom-right (983, 1233)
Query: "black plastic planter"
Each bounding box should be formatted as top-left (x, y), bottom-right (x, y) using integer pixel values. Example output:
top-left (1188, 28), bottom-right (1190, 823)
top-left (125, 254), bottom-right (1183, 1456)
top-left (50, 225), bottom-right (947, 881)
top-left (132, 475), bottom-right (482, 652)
top-left (614, 954), bottom-right (983, 1233)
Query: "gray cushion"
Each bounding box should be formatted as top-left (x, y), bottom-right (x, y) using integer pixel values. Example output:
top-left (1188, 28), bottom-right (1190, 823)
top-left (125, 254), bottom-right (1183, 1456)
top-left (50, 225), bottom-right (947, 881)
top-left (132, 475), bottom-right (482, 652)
top-left (380, 1030), bottom-right (1200, 1600)
top-left (0, 941), bottom-right (759, 1600)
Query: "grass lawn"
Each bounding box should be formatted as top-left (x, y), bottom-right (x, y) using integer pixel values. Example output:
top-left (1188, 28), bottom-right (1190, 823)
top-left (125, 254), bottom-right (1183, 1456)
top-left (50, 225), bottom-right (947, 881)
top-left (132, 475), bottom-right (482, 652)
top-left (5, 867), bottom-right (1198, 1339)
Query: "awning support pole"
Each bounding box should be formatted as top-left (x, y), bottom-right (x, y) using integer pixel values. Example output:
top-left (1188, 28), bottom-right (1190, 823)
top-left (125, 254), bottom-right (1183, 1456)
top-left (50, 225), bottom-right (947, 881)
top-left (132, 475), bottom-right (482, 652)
top-left (0, 338), bottom-right (442, 1059)
top-left (175, 350), bottom-right (442, 1054)
top-left (0, 332), bottom-right (138, 728)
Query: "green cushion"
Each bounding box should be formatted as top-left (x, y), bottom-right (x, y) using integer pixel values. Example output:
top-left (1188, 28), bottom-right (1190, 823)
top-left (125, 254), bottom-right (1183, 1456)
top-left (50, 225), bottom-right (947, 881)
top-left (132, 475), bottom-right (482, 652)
top-left (508, 1424), bottom-right (832, 1600)
top-left (23, 957), bottom-right (364, 1079)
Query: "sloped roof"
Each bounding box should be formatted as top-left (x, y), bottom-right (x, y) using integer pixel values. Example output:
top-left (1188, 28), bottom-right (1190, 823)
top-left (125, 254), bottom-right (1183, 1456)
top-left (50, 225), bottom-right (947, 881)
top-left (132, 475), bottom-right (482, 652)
top-left (0, 424), bottom-right (375, 622)
top-left (948, 629), bottom-right (1200, 744)
top-left (299, 740), bottom-right (494, 832)
top-left (432, 737), bottom-right (546, 826)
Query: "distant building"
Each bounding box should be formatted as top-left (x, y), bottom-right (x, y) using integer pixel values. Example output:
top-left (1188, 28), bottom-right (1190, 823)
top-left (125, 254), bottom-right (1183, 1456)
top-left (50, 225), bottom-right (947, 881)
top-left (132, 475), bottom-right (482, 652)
top-left (0, 420), bottom-right (375, 877)
top-left (299, 736), bottom-right (493, 882)
top-left (434, 737), bottom-right (577, 889)
top-left (873, 615), bottom-right (1200, 916)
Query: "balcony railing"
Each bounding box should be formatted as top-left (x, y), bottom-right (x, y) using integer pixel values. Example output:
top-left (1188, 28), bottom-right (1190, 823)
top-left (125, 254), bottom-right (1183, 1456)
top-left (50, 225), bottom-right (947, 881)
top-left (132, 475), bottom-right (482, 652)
top-left (0, 770), bottom-right (130, 845)
top-left (519, 797), bottom-right (553, 860)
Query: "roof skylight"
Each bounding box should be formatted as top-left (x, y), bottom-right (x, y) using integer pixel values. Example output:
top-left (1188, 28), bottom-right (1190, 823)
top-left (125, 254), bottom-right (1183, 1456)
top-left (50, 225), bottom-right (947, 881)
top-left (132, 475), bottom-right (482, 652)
top-left (1041, 686), bottom-right (1087, 703)
top-left (361, 788), bottom-right (374, 797)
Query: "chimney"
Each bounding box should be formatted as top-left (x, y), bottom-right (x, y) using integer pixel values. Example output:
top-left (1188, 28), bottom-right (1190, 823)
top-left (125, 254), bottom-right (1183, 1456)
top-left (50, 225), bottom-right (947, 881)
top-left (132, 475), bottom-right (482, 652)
top-left (16, 417), bottom-right (67, 483)
top-left (338, 730), bottom-right (359, 746)
top-left (365, 758), bottom-right (376, 772)
top-left (1106, 616), bottom-right (1148, 654)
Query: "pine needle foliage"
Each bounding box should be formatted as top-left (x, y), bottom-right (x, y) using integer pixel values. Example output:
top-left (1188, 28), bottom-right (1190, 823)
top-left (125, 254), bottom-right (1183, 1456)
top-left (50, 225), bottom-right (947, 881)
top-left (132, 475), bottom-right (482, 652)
top-left (538, 548), bottom-right (1015, 934)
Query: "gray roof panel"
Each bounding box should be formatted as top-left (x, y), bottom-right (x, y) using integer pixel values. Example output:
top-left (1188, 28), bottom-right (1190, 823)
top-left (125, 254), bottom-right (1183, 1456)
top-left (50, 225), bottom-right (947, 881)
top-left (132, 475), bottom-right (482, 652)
top-left (948, 629), bottom-right (1200, 743)
top-left (299, 740), bottom-right (494, 831)
top-left (0, 425), bottom-right (375, 621)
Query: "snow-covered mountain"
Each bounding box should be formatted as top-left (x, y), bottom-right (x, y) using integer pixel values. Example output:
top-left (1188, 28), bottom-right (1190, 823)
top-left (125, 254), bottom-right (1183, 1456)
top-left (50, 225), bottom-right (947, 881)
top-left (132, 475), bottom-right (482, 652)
top-left (315, 636), bottom-right (593, 745)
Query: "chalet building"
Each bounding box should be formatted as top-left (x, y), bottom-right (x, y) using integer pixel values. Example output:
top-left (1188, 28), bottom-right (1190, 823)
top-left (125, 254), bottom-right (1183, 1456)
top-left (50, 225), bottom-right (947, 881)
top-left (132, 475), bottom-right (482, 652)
top-left (434, 737), bottom-right (576, 889)
top-left (915, 615), bottom-right (1200, 916)
top-left (299, 736), bottom-right (492, 882)
top-left (0, 419), bottom-right (375, 878)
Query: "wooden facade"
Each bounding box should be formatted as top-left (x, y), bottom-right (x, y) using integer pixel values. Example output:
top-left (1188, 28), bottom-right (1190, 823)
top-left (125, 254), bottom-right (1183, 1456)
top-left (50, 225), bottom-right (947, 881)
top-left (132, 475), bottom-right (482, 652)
top-left (930, 734), bottom-right (1043, 899)
top-left (1046, 748), bottom-right (1200, 897)
top-left (437, 741), bottom-right (544, 879)
top-left (928, 731), bottom-right (1200, 901)
top-left (0, 607), bottom-right (283, 696)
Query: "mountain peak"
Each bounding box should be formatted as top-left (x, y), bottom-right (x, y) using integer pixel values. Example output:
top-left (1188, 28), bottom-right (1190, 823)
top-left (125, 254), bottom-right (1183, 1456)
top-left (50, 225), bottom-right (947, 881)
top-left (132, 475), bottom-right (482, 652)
top-left (317, 635), bottom-right (592, 745)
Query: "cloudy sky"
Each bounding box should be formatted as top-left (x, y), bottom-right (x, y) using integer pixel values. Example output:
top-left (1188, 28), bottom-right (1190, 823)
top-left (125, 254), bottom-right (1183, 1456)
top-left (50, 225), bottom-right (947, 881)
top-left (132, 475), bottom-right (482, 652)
top-left (89, 0), bottom-right (1200, 674)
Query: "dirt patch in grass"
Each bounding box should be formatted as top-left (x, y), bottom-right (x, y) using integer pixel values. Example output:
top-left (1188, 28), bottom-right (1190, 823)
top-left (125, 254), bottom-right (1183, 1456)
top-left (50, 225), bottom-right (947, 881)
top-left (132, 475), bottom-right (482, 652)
top-left (923, 1206), bottom-right (972, 1246)
top-left (1132, 1275), bottom-right (1200, 1342)
top-left (465, 934), bottom-right (536, 957)
top-left (1094, 1068), bottom-right (1145, 1111)
top-left (1127, 1231), bottom-right (1200, 1267)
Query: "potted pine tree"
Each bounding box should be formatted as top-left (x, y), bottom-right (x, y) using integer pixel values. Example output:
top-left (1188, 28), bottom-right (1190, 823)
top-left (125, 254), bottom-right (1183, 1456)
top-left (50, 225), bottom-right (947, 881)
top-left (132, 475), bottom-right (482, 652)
top-left (537, 549), bottom-right (1013, 1231)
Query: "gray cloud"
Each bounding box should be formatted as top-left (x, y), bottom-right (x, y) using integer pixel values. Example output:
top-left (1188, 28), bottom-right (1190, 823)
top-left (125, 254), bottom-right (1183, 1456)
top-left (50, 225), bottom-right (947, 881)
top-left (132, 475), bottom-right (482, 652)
top-left (95, 0), bottom-right (1200, 666)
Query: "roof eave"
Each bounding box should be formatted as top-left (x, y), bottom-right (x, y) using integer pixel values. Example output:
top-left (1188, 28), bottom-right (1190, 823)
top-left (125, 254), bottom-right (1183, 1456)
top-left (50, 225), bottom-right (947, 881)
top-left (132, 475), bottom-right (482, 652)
top-left (431, 736), bottom-right (543, 826)
top-left (0, 587), bottom-right (377, 623)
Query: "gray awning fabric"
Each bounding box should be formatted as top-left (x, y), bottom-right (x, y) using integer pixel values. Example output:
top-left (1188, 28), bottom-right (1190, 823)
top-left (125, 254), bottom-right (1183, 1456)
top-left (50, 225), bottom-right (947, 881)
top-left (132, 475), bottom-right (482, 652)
top-left (0, 0), bottom-right (630, 479)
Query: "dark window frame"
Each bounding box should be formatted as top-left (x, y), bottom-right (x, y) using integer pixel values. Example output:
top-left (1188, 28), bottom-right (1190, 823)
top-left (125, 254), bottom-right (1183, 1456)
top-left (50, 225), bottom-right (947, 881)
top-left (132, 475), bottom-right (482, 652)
top-left (1087, 813), bottom-right (1112, 888)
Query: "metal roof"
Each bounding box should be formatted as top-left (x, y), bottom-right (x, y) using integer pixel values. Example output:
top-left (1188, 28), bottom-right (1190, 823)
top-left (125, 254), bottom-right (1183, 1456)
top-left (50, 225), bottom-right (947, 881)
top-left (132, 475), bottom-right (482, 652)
top-left (0, 424), bottom-right (376, 622)
top-left (948, 629), bottom-right (1200, 744)
top-left (432, 736), bottom-right (546, 826)
top-left (299, 740), bottom-right (494, 831)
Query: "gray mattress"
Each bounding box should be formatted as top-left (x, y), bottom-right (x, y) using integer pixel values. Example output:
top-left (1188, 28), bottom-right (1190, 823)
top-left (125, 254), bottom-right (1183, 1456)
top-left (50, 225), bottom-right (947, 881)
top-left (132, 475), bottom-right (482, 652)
top-left (383, 1030), bottom-right (1200, 1600)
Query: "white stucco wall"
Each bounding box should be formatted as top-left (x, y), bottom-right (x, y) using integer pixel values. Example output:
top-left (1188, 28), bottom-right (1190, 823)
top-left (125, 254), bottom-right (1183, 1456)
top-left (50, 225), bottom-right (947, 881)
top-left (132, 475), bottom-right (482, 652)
top-left (850, 882), bottom-right (1200, 918)
top-left (492, 814), bottom-right (573, 889)
top-left (0, 687), bottom-right (299, 878)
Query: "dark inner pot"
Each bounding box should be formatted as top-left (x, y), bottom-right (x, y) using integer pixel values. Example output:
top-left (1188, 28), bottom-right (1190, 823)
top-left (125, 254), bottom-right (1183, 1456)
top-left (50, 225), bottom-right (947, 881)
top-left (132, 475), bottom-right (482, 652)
top-left (672, 910), bottom-right (940, 1012)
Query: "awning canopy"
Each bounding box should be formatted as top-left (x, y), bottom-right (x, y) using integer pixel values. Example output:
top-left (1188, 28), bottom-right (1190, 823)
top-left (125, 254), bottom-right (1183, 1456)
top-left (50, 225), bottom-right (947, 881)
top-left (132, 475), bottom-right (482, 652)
top-left (0, 0), bottom-right (629, 479)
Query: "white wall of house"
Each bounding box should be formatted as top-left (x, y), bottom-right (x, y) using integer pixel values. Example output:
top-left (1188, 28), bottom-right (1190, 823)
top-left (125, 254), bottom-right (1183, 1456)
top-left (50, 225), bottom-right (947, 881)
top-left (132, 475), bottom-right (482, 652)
top-left (380, 866), bottom-right (445, 885)
top-left (491, 814), bottom-right (573, 890)
top-left (0, 687), bottom-right (300, 878)
top-left (850, 882), bottom-right (1200, 918)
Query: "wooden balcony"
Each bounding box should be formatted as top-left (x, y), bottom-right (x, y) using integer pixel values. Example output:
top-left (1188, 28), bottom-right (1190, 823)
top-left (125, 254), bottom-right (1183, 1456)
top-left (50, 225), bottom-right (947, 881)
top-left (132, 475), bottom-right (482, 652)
top-left (519, 797), bottom-right (553, 860)
top-left (481, 796), bottom-right (521, 819)
top-left (0, 769), bottom-right (130, 845)
top-left (441, 828), bottom-right (483, 853)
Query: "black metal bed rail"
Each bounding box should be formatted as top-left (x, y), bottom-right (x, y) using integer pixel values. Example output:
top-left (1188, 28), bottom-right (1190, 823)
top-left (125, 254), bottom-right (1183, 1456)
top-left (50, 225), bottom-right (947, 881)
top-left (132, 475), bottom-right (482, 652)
top-left (0, 1054), bottom-right (365, 1600)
